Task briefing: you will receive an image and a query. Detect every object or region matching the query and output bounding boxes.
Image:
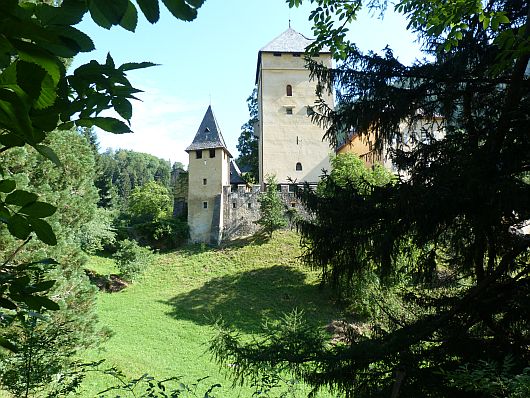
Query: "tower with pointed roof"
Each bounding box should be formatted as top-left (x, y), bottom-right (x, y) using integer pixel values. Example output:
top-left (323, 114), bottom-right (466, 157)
top-left (255, 28), bottom-right (333, 185)
top-left (186, 106), bottom-right (232, 244)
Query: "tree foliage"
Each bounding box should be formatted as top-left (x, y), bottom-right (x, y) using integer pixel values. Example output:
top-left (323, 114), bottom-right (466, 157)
top-left (236, 87), bottom-right (259, 183)
top-left (95, 149), bottom-right (172, 208)
top-left (0, 0), bottom-right (206, 392)
top-left (255, 175), bottom-right (287, 238)
top-left (213, 0), bottom-right (530, 396)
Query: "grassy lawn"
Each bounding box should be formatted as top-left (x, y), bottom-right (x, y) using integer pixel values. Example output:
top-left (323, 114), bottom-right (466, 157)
top-left (79, 231), bottom-right (343, 397)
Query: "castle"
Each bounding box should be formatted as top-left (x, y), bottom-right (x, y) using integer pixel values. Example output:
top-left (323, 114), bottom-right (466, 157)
top-left (183, 28), bottom-right (334, 244)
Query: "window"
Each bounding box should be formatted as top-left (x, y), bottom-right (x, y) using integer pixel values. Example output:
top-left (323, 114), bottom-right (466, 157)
top-left (306, 106), bottom-right (314, 116)
top-left (293, 53), bottom-right (301, 57)
top-left (196, 150), bottom-right (202, 159)
top-left (273, 52), bottom-right (282, 57)
top-left (286, 85), bottom-right (292, 97)
top-left (209, 148), bottom-right (216, 158)
top-left (203, 178), bottom-right (207, 185)
top-left (247, 203), bottom-right (252, 209)
top-left (203, 201), bottom-right (208, 209)
top-left (291, 202), bottom-right (296, 208)
top-left (296, 162), bottom-right (302, 171)
top-left (232, 202), bottom-right (236, 209)
top-left (286, 107), bottom-right (293, 115)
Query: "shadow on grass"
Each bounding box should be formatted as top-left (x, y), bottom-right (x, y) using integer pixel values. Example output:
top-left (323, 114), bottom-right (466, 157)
top-left (163, 265), bottom-right (337, 334)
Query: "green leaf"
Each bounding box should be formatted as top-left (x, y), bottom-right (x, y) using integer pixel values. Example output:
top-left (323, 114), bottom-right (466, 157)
top-left (120, 1), bottom-right (138, 32)
top-left (35, 144), bottom-right (61, 166)
top-left (0, 179), bottom-right (16, 193)
top-left (162, 0), bottom-right (197, 21)
top-left (119, 61), bottom-right (158, 71)
top-left (22, 294), bottom-right (59, 311)
top-left (0, 87), bottom-right (34, 142)
top-left (112, 97), bottom-right (132, 120)
top-left (0, 297), bottom-right (17, 310)
top-left (30, 280), bottom-right (56, 293)
top-left (19, 201), bottom-right (56, 218)
top-left (77, 117), bottom-right (132, 134)
top-left (16, 40), bottom-right (62, 85)
top-left (0, 336), bottom-right (18, 353)
top-left (30, 218), bottom-right (57, 245)
top-left (136, 0), bottom-right (160, 23)
top-left (5, 190), bottom-right (38, 206)
top-left (35, 0), bottom-right (87, 26)
top-left (88, 0), bottom-right (129, 29)
top-left (36, 296), bottom-right (60, 310)
top-left (16, 60), bottom-right (47, 102)
top-left (0, 133), bottom-right (25, 148)
top-left (49, 25), bottom-right (95, 53)
top-left (7, 214), bottom-right (32, 240)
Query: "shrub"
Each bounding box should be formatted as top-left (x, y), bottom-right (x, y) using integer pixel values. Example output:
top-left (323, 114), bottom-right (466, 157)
top-left (131, 218), bottom-right (189, 250)
top-left (77, 207), bottom-right (117, 254)
top-left (113, 240), bottom-right (154, 281)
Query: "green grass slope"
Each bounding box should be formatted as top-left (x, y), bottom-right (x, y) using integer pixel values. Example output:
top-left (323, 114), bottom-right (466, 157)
top-left (80, 231), bottom-right (342, 397)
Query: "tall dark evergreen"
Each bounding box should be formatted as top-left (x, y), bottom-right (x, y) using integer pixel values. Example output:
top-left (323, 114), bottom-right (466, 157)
top-left (212, 1), bottom-right (530, 397)
top-left (236, 88), bottom-right (259, 183)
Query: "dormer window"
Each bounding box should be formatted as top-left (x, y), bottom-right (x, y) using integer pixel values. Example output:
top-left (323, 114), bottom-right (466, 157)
top-left (196, 150), bottom-right (202, 159)
top-left (286, 85), bottom-right (292, 97)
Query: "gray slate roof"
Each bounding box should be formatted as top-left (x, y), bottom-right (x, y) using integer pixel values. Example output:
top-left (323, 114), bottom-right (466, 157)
top-left (260, 28), bottom-right (314, 53)
top-left (256, 28), bottom-right (330, 83)
top-left (230, 161), bottom-right (247, 185)
top-left (186, 106), bottom-right (231, 157)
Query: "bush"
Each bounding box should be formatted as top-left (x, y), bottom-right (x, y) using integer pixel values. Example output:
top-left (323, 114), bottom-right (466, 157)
top-left (113, 240), bottom-right (154, 281)
top-left (77, 207), bottom-right (117, 254)
top-left (131, 218), bottom-right (189, 250)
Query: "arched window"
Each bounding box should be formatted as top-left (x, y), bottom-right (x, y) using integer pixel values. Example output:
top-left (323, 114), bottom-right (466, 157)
top-left (286, 84), bottom-right (292, 97)
top-left (296, 162), bottom-right (302, 171)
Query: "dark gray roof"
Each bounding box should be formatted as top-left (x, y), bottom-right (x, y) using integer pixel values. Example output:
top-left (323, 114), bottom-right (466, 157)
top-left (230, 161), bottom-right (246, 185)
top-left (255, 28), bottom-right (330, 83)
top-left (260, 28), bottom-right (314, 53)
top-left (186, 106), bottom-right (231, 156)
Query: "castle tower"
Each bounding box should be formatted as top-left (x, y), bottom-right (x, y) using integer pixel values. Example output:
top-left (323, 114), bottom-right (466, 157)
top-left (186, 106), bottom-right (231, 244)
top-left (255, 28), bottom-right (333, 185)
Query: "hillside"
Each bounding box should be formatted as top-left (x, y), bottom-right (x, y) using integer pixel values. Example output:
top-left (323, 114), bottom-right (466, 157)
top-left (79, 231), bottom-right (342, 397)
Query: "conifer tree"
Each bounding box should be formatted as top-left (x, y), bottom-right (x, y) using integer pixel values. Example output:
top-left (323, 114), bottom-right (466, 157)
top-left (212, 1), bottom-right (530, 396)
top-left (256, 175), bottom-right (287, 238)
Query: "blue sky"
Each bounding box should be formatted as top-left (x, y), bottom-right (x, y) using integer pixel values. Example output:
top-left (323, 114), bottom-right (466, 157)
top-left (72, 0), bottom-right (422, 166)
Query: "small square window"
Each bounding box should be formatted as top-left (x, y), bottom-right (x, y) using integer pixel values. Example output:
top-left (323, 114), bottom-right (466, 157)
top-left (203, 178), bottom-right (207, 185)
top-left (286, 107), bottom-right (293, 115)
top-left (203, 201), bottom-right (208, 209)
top-left (196, 150), bottom-right (202, 159)
top-left (209, 149), bottom-right (216, 158)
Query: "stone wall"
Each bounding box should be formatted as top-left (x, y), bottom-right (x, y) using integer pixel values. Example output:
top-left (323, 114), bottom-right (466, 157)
top-left (221, 184), bottom-right (309, 241)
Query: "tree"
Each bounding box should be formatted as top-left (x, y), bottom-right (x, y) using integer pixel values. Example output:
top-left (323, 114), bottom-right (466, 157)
top-left (0, 0), bottom-right (206, 388)
top-left (0, 129), bottom-right (104, 397)
top-left (95, 149), bottom-right (172, 208)
top-left (128, 180), bottom-right (172, 222)
top-left (212, 0), bottom-right (530, 396)
top-left (236, 87), bottom-right (259, 183)
top-left (255, 175), bottom-right (287, 238)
